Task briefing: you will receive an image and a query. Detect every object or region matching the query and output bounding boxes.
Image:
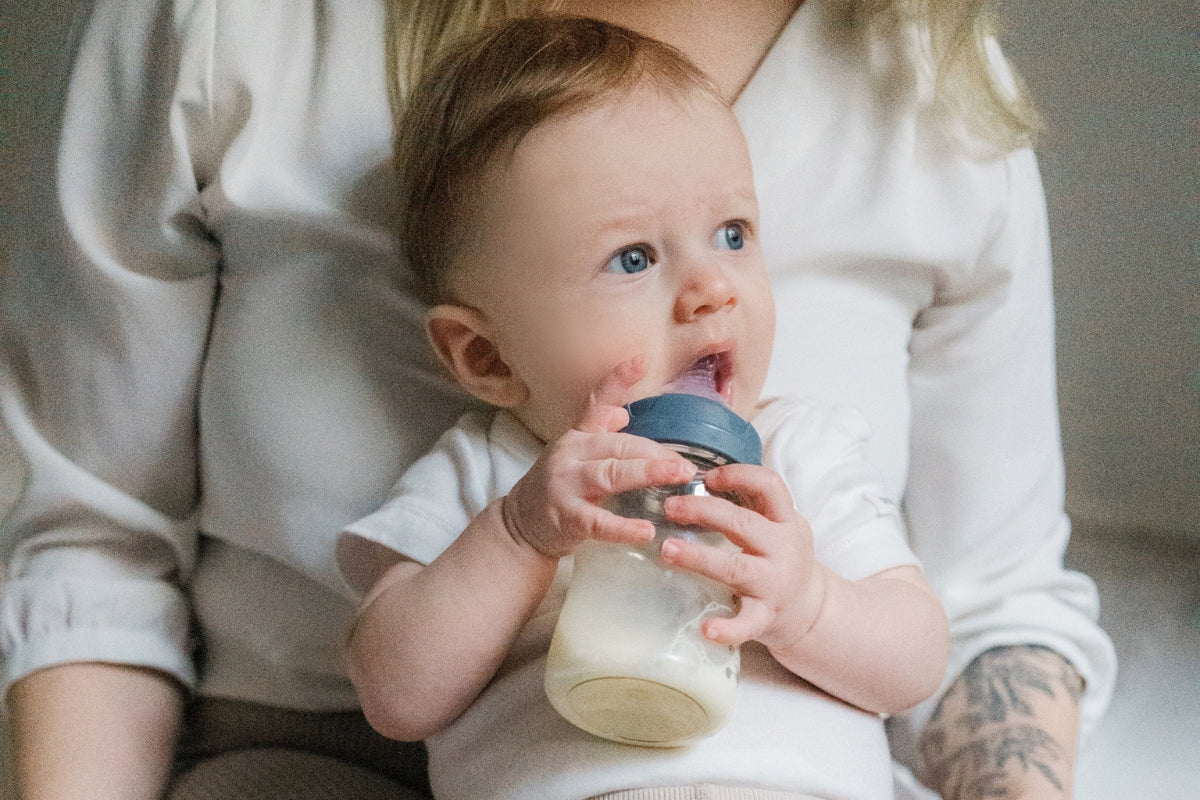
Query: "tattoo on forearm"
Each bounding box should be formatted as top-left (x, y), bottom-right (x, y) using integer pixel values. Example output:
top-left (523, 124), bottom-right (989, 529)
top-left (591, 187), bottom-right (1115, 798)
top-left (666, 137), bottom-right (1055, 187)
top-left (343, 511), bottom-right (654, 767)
top-left (919, 645), bottom-right (1084, 799)
top-left (924, 724), bottom-right (1063, 799)
top-left (954, 644), bottom-right (1083, 733)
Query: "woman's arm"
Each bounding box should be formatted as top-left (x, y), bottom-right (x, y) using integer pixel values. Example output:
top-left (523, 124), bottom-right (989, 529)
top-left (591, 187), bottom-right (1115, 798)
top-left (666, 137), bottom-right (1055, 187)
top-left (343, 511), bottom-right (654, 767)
top-left (918, 645), bottom-right (1084, 800)
top-left (9, 664), bottom-right (183, 800)
top-left (2, 0), bottom-right (221, 791)
top-left (900, 146), bottom-right (1116, 796)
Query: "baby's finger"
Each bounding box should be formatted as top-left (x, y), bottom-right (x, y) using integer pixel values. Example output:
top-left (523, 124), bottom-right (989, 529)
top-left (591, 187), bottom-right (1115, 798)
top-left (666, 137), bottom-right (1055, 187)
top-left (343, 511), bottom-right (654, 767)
top-left (661, 492), bottom-right (771, 554)
top-left (581, 452), bottom-right (695, 499)
top-left (589, 355), bottom-right (647, 409)
top-left (584, 429), bottom-right (695, 464)
top-left (577, 356), bottom-right (647, 433)
top-left (573, 504), bottom-right (656, 546)
top-left (658, 533), bottom-right (768, 597)
top-left (703, 464), bottom-right (797, 524)
top-left (576, 403), bottom-right (629, 435)
top-left (701, 596), bottom-right (772, 647)
top-left (562, 428), bottom-right (694, 487)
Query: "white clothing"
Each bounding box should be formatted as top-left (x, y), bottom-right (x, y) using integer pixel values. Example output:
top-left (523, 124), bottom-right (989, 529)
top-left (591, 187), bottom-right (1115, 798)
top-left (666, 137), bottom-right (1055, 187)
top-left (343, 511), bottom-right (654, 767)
top-left (0, 0), bottom-right (1115, 783)
top-left (340, 397), bottom-right (919, 800)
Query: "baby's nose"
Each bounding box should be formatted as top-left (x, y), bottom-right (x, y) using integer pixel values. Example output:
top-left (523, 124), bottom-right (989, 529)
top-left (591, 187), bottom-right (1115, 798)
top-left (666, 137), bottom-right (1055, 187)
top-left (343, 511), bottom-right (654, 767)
top-left (674, 259), bottom-right (737, 321)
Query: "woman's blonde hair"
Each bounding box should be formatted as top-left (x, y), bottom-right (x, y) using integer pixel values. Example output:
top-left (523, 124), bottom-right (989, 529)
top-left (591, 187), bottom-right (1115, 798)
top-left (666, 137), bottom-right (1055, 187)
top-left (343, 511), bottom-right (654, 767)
top-left (385, 0), bottom-right (1036, 153)
top-left (393, 15), bottom-right (721, 304)
top-left (385, 0), bottom-right (549, 125)
top-left (856, 0), bottom-right (1038, 149)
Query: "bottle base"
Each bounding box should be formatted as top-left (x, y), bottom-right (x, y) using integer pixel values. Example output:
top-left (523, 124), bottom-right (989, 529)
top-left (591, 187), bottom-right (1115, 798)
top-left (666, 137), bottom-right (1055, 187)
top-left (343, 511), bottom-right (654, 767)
top-left (555, 676), bottom-right (709, 747)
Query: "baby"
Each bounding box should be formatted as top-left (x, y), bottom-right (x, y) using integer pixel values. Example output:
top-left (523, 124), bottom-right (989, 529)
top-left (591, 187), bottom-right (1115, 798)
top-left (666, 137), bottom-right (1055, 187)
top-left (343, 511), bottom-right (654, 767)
top-left (340, 15), bottom-right (949, 800)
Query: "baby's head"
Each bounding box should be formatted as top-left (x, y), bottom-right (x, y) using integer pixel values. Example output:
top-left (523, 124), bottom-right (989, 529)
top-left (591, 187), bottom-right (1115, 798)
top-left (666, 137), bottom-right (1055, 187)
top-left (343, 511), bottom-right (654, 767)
top-left (396, 15), bottom-right (776, 441)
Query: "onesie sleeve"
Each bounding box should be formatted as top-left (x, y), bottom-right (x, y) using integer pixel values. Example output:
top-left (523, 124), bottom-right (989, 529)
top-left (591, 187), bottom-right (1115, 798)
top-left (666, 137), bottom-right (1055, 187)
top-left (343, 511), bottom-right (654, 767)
top-left (900, 147), bottom-right (1116, 740)
top-left (0, 0), bottom-right (221, 692)
top-left (337, 411), bottom-right (499, 588)
top-left (757, 397), bottom-right (919, 583)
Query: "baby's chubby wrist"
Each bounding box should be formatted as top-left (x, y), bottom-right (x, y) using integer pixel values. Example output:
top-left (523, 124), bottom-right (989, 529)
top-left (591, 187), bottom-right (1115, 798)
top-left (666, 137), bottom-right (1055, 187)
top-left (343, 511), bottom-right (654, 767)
top-left (498, 491), bottom-right (562, 561)
top-left (762, 561), bottom-right (831, 658)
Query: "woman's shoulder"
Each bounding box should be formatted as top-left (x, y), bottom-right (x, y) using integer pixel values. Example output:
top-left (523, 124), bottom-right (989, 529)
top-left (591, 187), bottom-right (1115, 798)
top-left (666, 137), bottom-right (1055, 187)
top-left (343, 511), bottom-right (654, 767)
top-left (91, 0), bottom-right (388, 117)
top-left (739, 0), bottom-right (1021, 164)
top-left (741, 1), bottom-right (1041, 289)
top-left (738, 0), bottom-right (919, 133)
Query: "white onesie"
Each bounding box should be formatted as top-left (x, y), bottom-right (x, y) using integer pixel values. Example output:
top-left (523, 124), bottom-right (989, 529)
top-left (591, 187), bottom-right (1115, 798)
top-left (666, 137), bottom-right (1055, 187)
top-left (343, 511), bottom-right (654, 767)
top-left (342, 395), bottom-right (920, 800)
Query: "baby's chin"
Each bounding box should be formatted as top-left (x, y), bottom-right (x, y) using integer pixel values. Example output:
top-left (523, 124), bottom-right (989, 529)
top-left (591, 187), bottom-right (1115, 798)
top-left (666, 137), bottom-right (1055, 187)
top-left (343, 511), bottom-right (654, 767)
top-left (508, 400), bottom-right (616, 443)
top-left (511, 409), bottom-right (567, 444)
top-left (729, 393), bottom-right (764, 422)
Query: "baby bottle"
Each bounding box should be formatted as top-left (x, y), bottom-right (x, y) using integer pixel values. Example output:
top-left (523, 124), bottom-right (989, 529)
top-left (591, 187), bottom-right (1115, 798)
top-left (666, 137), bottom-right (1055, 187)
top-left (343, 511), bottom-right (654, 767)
top-left (544, 390), bottom-right (762, 747)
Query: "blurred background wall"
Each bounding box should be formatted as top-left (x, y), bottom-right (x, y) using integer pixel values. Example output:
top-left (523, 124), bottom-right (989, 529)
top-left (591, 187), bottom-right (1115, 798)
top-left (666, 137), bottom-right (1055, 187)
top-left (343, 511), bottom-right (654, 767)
top-left (3, 0), bottom-right (1194, 539)
top-left (1002, 0), bottom-right (1196, 539)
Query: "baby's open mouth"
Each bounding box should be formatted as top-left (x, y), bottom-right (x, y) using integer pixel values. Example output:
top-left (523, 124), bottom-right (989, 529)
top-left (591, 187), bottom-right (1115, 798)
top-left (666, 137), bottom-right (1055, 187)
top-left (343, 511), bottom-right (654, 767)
top-left (665, 352), bottom-right (732, 404)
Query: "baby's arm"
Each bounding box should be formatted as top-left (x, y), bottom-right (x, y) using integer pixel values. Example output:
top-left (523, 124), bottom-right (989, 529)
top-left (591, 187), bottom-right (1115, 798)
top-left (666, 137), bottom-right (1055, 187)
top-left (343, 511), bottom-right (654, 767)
top-left (347, 405), bottom-right (694, 741)
top-left (348, 499), bottom-right (557, 742)
top-left (660, 463), bottom-right (950, 715)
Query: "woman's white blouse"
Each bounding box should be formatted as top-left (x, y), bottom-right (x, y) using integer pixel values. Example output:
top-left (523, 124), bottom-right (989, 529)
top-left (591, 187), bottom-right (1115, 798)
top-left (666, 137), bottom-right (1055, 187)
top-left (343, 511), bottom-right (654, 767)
top-left (0, 0), bottom-right (1114, 755)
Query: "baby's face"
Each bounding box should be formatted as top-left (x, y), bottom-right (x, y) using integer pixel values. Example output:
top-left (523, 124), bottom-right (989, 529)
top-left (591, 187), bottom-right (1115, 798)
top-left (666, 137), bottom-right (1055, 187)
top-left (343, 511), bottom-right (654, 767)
top-left (450, 84), bottom-right (775, 441)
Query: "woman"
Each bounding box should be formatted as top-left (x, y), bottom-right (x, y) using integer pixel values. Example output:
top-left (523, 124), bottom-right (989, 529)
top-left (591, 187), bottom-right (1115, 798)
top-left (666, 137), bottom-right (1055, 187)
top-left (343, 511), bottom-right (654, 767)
top-left (0, 1), bottom-right (1115, 798)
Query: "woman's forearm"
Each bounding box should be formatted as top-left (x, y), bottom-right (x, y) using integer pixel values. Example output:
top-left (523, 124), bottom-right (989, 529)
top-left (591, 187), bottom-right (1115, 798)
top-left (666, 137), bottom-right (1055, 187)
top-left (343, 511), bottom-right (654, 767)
top-left (918, 645), bottom-right (1084, 800)
top-left (8, 662), bottom-right (183, 800)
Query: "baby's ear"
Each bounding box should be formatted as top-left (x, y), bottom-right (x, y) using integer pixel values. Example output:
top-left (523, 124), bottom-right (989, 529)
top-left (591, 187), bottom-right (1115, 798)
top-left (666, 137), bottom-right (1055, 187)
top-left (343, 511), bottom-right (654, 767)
top-left (426, 305), bottom-right (528, 408)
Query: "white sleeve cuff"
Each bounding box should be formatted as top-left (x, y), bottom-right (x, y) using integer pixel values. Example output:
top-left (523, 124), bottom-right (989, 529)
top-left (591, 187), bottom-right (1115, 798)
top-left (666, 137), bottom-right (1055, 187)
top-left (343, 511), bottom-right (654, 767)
top-left (1, 576), bottom-right (196, 693)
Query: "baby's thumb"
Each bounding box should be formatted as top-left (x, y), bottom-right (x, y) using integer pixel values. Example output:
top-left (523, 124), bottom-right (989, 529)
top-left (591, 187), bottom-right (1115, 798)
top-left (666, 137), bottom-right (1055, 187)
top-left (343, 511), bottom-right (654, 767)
top-left (576, 402), bottom-right (629, 434)
top-left (578, 355), bottom-right (647, 434)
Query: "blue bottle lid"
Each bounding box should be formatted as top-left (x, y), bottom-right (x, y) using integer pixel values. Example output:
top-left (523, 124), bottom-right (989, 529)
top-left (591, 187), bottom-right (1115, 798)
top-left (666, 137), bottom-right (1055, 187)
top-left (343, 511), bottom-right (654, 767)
top-left (622, 393), bottom-right (762, 466)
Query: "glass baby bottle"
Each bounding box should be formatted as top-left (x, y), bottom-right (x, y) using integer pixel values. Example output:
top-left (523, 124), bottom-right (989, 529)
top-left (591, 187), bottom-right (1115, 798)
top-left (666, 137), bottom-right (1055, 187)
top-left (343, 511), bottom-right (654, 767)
top-left (544, 391), bottom-right (762, 747)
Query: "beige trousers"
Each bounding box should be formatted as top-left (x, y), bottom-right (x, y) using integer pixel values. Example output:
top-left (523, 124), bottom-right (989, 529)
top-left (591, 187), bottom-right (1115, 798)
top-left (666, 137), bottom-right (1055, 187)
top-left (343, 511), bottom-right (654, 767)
top-left (590, 788), bottom-right (827, 800)
top-left (168, 697), bottom-right (430, 800)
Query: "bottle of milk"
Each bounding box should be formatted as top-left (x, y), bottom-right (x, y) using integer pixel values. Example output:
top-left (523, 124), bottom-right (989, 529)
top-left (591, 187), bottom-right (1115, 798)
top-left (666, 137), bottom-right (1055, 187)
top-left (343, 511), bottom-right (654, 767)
top-left (544, 391), bottom-right (762, 747)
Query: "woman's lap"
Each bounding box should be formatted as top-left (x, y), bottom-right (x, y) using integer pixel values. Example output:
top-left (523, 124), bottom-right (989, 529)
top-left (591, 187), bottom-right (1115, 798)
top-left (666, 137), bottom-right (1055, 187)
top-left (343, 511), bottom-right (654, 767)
top-left (168, 747), bottom-right (428, 800)
top-left (589, 787), bottom-right (827, 800)
top-left (171, 697), bottom-right (431, 799)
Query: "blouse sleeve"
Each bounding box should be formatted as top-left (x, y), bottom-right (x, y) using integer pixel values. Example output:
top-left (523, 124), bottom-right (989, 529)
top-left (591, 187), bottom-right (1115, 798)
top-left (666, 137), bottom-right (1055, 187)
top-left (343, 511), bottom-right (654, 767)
top-left (900, 146), bottom-right (1117, 741)
top-left (0, 0), bottom-right (221, 692)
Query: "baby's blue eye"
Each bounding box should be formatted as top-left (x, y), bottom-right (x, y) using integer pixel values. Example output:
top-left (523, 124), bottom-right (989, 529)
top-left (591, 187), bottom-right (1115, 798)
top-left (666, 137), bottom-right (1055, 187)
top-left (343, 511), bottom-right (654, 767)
top-left (605, 246), bottom-right (652, 274)
top-left (715, 223), bottom-right (745, 251)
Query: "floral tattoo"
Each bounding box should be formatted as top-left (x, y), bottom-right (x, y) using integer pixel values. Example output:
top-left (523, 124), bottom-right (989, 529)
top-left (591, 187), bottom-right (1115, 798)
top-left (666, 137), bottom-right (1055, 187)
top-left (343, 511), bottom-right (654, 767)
top-left (919, 645), bottom-right (1084, 799)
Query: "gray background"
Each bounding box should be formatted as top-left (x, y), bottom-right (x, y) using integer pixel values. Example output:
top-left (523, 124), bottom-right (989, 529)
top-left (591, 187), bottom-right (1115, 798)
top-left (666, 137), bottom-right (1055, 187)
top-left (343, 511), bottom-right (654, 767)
top-left (1, 0), bottom-right (1197, 796)
top-left (1001, 0), bottom-right (1196, 538)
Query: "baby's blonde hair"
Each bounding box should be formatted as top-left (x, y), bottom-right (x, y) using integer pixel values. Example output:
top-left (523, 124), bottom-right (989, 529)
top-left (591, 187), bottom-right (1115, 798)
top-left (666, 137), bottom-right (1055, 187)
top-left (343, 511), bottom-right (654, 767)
top-left (385, 0), bottom-right (1036, 154)
top-left (393, 14), bottom-right (720, 304)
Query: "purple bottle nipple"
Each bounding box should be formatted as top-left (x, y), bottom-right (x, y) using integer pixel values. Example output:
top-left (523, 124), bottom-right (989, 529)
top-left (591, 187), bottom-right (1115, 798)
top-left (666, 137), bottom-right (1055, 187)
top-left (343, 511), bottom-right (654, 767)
top-left (664, 354), bottom-right (724, 404)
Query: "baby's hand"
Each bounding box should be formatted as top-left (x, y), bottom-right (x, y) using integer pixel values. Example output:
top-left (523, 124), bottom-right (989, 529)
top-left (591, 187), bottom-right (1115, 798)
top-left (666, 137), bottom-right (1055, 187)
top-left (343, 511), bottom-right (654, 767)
top-left (658, 464), bottom-right (826, 653)
top-left (501, 360), bottom-right (695, 559)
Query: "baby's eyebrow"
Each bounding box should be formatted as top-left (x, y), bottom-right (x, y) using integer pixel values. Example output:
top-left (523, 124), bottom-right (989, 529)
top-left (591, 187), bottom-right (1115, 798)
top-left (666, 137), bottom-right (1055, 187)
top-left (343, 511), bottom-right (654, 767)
top-left (726, 187), bottom-right (760, 213)
top-left (574, 211), bottom-right (654, 251)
